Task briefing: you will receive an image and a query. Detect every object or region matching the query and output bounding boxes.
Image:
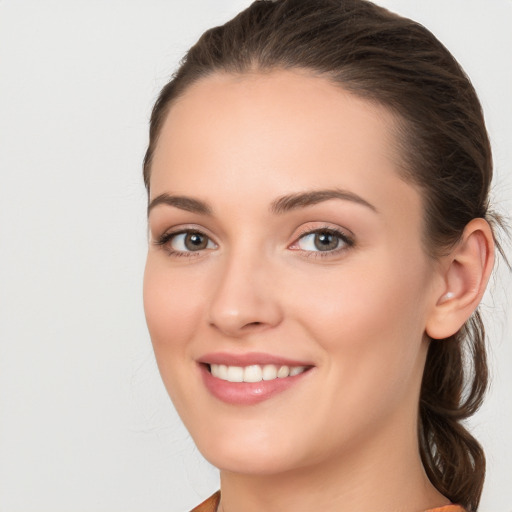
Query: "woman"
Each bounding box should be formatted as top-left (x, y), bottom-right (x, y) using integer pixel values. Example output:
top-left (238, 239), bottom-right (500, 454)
top-left (142, 1), bottom-right (506, 511)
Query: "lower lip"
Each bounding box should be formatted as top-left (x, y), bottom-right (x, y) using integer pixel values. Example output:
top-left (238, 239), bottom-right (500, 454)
top-left (199, 364), bottom-right (312, 405)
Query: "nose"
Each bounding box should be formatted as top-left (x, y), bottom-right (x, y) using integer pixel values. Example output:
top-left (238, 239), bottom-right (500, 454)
top-left (207, 250), bottom-right (283, 337)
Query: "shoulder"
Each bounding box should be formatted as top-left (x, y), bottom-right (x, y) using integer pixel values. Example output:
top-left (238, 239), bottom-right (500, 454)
top-left (188, 492), bottom-right (464, 512)
top-left (189, 491), bottom-right (220, 512)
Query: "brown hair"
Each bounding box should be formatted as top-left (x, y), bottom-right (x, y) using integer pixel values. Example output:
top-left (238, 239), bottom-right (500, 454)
top-left (143, 1), bottom-right (506, 509)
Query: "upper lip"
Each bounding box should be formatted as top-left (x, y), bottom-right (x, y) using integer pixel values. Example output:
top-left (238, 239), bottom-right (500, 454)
top-left (198, 351), bottom-right (314, 367)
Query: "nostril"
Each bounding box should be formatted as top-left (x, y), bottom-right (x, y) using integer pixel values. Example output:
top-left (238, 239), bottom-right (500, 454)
top-left (231, 321), bottom-right (265, 333)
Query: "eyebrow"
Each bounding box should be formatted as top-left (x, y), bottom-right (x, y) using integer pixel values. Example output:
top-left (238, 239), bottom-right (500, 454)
top-left (270, 189), bottom-right (378, 214)
top-left (147, 188), bottom-right (377, 216)
top-left (148, 193), bottom-right (213, 216)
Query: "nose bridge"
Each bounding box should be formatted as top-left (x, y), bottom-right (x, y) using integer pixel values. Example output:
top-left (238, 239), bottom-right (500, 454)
top-left (208, 241), bottom-right (282, 336)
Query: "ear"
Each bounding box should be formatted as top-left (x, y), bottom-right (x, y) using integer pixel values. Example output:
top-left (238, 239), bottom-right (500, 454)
top-left (425, 218), bottom-right (495, 340)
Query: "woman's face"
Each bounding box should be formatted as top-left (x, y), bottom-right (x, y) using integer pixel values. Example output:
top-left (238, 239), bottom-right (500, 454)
top-left (144, 70), bottom-right (440, 474)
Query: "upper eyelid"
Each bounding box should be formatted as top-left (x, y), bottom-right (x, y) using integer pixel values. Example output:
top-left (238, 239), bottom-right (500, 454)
top-left (152, 224), bottom-right (216, 242)
top-left (292, 223), bottom-right (354, 241)
top-left (295, 229), bottom-right (352, 243)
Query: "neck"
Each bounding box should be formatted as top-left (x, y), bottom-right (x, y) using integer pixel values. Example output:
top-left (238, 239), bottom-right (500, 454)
top-left (217, 413), bottom-right (449, 512)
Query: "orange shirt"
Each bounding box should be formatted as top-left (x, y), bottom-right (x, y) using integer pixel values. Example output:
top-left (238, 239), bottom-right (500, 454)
top-left (190, 491), bottom-right (466, 512)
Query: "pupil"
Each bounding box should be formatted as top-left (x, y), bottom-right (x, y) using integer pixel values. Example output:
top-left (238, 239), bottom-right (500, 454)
top-left (314, 232), bottom-right (338, 251)
top-left (185, 233), bottom-right (207, 250)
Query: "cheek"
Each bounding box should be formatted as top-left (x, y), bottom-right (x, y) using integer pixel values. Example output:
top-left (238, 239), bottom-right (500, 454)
top-left (279, 255), bottom-right (430, 450)
top-left (143, 257), bottom-right (205, 357)
top-left (290, 250), bottom-right (429, 383)
top-left (143, 256), bottom-right (210, 414)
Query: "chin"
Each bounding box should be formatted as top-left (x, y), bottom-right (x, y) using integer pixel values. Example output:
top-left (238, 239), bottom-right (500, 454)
top-left (205, 449), bottom-right (298, 476)
top-left (192, 426), bottom-right (305, 476)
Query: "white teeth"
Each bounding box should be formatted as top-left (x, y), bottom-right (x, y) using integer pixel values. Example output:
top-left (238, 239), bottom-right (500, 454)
top-left (290, 366), bottom-right (306, 376)
top-left (277, 365), bottom-right (290, 378)
top-left (262, 364), bottom-right (278, 381)
top-left (217, 364), bottom-right (228, 380)
top-left (243, 365), bottom-right (263, 383)
top-left (210, 363), bottom-right (307, 382)
top-left (226, 365), bottom-right (244, 382)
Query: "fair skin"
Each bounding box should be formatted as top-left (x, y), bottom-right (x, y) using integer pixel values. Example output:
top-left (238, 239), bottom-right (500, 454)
top-left (143, 70), bottom-right (494, 512)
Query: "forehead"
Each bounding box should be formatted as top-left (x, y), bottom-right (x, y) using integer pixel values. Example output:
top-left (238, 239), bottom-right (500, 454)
top-left (149, 69), bottom-right (418, 221)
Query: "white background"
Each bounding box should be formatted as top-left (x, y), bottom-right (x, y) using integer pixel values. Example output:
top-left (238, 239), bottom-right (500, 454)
top-left (0, 1), bottom-right (511, 511)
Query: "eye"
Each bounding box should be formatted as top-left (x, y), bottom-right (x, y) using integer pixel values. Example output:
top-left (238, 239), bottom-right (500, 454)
top-left (156, 230), bottom-right (217, 255)
top-left (291, 228), bottom-right (353, 254)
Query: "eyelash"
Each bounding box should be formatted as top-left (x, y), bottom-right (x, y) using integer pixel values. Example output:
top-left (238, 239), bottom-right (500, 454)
top-left (154, 229), bottom-right (214, 258)
top-left (291, 226), bottom-right (355, 259)
top-left (154, 226), bottom-right (355, 259)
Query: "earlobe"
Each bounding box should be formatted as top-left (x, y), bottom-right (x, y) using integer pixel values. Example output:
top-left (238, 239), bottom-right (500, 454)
top-left (426, 218), bottom-right (494, 340)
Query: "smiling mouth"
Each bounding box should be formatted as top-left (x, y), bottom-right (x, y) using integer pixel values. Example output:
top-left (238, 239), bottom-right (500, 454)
top-left (200, 360), bottom-right (314, 405)
top-left (208, 363), bottom-right (309, 383)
